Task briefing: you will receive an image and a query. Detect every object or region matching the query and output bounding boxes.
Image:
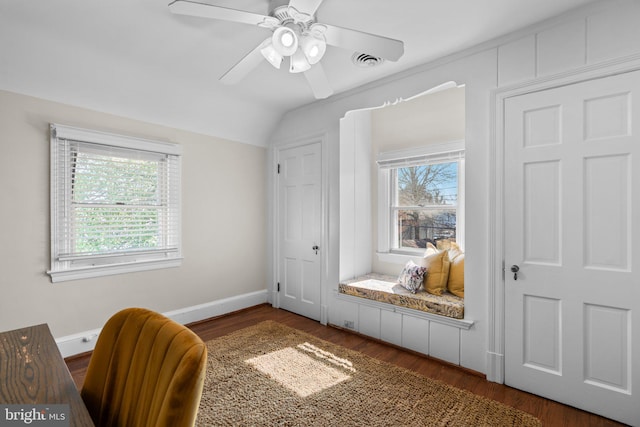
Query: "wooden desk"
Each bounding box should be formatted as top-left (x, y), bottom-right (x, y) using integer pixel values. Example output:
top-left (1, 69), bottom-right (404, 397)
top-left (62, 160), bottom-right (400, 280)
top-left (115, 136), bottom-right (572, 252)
top-left (0, 324), bottom-right (94, 426)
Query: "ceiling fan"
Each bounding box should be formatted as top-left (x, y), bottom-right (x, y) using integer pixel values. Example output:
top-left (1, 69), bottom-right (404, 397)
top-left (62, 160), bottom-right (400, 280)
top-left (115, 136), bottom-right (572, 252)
top-left (168, 0), bottom-right (404, 99)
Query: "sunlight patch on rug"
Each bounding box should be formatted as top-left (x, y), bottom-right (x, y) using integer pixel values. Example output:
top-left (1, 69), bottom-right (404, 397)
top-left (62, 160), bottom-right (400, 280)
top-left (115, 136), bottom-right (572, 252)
top-left (245, 344), bottom-right (352, 397)
top-left (296, 342), bottom-right (356, 372)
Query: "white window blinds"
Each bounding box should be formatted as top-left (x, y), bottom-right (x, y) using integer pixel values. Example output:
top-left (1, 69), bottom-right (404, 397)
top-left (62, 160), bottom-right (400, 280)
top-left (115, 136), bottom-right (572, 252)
top-left (377, 140), bottom-right (465, 169)
top-left (49, 124), bottom-right (182, 282)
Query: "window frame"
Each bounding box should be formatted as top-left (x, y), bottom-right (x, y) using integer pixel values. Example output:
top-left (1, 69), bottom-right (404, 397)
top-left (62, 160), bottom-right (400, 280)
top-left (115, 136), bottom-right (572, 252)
top-left (48, 124), bottom-right (183, 282)
top-left (377, 140), bottom-right (465, 263)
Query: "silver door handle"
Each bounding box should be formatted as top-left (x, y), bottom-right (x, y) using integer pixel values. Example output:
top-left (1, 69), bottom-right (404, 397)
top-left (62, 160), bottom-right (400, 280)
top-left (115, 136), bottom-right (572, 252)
top-left (510, 265), bottom-right (520, 280)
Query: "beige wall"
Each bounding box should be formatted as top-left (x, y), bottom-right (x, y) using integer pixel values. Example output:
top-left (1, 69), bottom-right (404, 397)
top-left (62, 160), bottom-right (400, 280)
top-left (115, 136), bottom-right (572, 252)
top-left (0, 90), bottom-right (267, 338)
top-left (371, 86), bottom-right (466, 276)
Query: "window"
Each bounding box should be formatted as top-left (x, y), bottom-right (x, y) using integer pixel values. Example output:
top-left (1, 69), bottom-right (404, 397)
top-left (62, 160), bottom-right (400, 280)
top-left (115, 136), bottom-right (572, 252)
top-left (392, 161), bottom-right (459, 250)
top-left (48, 124), bottom-right (182, 282)
top-left (377, 142), bottom-right (464, 258)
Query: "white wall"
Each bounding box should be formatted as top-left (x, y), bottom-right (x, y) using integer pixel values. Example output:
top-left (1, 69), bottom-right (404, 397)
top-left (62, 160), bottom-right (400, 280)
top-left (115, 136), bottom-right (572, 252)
top-left (269, 0), bottom-right (640, 375)
top-left (0, 90), bottom-right (267, 339)
top-left (339, 109), bottom-right (372, 280)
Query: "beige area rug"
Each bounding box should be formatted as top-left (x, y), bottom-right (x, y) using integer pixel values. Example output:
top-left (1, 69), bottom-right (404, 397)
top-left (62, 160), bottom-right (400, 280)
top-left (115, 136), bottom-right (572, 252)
top-left (197, 321), bottom-right (541, 426)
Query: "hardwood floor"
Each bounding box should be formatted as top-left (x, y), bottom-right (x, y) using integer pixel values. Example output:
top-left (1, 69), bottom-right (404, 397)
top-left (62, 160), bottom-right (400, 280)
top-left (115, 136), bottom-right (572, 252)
top-left (66, 304), bottom-right (625, 426)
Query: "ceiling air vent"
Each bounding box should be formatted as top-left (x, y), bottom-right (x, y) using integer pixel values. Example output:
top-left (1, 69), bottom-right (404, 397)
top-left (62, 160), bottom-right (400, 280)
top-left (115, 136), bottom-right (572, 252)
top-left (352, 52), bottom-right (384, 67)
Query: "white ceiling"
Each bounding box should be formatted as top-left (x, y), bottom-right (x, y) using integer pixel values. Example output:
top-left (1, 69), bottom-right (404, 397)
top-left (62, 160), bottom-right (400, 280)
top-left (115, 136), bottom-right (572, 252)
top-left (0, 0), bottom-right (597, 146)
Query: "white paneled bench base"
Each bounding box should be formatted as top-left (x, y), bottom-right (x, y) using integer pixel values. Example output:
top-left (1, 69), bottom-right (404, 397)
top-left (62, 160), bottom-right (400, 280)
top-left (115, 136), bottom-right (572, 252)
top-left (331, 275), bottom-right (473, 366)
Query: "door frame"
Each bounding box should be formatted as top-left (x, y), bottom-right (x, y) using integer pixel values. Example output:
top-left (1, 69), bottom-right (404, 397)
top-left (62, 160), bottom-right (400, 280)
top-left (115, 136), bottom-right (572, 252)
top-left (271, 133), bottom-right (329, 324)
top-left (488, 53), bottom-right (640, 383)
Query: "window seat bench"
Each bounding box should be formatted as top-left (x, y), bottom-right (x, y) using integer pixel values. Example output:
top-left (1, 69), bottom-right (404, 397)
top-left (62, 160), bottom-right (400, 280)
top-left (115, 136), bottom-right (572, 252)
top-left (338, 273), bottom-right (464, 320)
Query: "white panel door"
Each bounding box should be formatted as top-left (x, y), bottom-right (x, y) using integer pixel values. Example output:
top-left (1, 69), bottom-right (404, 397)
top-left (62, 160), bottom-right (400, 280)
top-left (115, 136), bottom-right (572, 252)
top-left (278, 142), bottom-right (322, 321)
top-left (504, 71), bottom-right (640, 426)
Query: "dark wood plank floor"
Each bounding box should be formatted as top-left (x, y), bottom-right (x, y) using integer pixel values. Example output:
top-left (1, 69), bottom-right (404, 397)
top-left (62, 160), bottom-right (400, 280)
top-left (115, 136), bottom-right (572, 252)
top-left (66, 304), bottom-right (625, 426)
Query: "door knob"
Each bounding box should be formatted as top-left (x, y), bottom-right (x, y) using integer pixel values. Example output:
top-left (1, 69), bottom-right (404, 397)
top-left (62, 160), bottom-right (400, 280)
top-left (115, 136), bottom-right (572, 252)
top-left (510, 265), bottom-right (520, 280)
top-left (312, 245), bottom-right (319, 255)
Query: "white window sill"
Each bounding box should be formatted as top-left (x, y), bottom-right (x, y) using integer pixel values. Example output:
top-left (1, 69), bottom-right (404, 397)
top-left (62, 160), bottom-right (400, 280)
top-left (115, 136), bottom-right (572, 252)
top-left (48, 258), bottom-right (183, 283)
top-left (376, 251), bottom-right (425, 265)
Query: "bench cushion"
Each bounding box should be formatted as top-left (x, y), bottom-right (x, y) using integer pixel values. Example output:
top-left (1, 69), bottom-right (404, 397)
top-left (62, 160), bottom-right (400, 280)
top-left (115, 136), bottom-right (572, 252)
top-left (339, 273), bottom-right (464, 319)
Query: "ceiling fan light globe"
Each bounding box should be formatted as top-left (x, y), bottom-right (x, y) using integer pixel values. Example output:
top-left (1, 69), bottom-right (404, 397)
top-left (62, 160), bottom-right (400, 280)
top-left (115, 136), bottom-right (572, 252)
top-left (301, 34), bottom-right (326, 65)
top-left (260, 42), bottom-right (283, 69)
top-left (290, 49), bottom-right (311, 73)
top-left (272, 26), bottom-right (298, 56)
top-left (281, 32), bottom-right (295, 48)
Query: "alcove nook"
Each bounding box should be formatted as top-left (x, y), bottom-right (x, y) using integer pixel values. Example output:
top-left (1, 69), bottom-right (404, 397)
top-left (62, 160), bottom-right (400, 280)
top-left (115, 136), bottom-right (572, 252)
top-left (334, 82), bottom-right (472, 365)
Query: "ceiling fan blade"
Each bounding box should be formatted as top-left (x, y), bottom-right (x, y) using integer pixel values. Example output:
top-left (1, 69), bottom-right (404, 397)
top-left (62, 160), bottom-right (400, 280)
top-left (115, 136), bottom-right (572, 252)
top-left (219, 42), bottom-right (266, 85)
top-left (322, 24), bottom-right (404, 62)
top-left (288, 0), bottom-right (324, 16)
top-left (304, 63), bottom-right (333, 99)
top-left (169, 0), bottom-right (276, 27)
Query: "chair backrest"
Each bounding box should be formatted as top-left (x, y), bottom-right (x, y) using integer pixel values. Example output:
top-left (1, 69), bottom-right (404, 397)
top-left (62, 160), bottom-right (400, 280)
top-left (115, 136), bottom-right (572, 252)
top-left (81, 308), bottom-right (207, 427)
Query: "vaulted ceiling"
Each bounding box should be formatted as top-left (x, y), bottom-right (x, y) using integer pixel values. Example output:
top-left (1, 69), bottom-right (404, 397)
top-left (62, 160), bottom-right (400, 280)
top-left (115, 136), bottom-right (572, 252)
top-left (0, 0), bottom-right (597, 146)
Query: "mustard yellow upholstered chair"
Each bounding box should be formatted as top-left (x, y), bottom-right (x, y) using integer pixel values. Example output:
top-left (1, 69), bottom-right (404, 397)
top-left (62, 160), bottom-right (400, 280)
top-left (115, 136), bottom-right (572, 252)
top-left (81, 307), bottom-right (207, 427)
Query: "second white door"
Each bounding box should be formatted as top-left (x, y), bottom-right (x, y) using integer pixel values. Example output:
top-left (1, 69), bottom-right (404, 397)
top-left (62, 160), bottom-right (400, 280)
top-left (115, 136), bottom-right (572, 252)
top-left (277, 141), bottom-right (322, 321)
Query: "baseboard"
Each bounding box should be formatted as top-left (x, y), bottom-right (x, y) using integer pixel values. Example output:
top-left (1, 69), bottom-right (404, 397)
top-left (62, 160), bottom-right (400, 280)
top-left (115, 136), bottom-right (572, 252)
top-left (486, 351), bottom-right (504, 383)
top-left (56, 290), bottom-right (268, 358)
top-left (163, 290), bottom-right (268, 325)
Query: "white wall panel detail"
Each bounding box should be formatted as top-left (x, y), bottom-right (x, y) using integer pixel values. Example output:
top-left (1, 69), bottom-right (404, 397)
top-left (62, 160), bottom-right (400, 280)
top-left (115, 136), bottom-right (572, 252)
top-left (523, 161), bottom-right (561, 265)
top-left (537, 19), bottom-right (586, 76)
top-left (498, 36), bottom-right (536, 86)
top-left (430, 322), bottom-right (460, 365)
top-left (331, 298), bottom-right (359, 331)
top-left (584, 304), bottom-right (631, 393)
top-left (587, 0), bottom-right (640, 64)
top-left (380, 309), bottom-right (402, 346)
top-left (523, 295), bottom-right (562, 375)
top-left (583, 155), bottom-right (630, 271)
top-left (584, 94), bottom-right (630, 141)
top-left (338, 110), bottom-right (372, 281)
top-left (524, 106), bottom-right (562, 147)
top-left (402, 315), bottom-right (430, 355)
top-left (339, 113), bottom-right (356, 281)
top-left (358, 305), bottom-right (381, 339)
top-left (354, 112), bottom-right (373, 277)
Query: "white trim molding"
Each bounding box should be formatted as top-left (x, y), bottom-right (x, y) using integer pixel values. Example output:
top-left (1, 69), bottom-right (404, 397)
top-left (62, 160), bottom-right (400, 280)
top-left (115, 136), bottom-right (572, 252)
top-left (55, 290), bottom-right (268, 358)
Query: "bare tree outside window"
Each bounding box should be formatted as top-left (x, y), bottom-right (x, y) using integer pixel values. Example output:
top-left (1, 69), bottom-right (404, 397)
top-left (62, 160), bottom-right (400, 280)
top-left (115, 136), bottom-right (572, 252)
top-left (394, 162), bottom-right (458, 250)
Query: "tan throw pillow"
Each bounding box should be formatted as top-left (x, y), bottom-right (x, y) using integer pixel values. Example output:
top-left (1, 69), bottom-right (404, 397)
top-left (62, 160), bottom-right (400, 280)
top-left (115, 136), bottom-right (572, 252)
top-left (436, 239), bottom-right (453, 251)
top-left (424, 242), bottom-right (438, 256)
top-left (448, 242), bottom-right (463, 260)
top-left (447, 253), bottom-right (464, 298)
top-left (421, 250), bottom-right (450, 295)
